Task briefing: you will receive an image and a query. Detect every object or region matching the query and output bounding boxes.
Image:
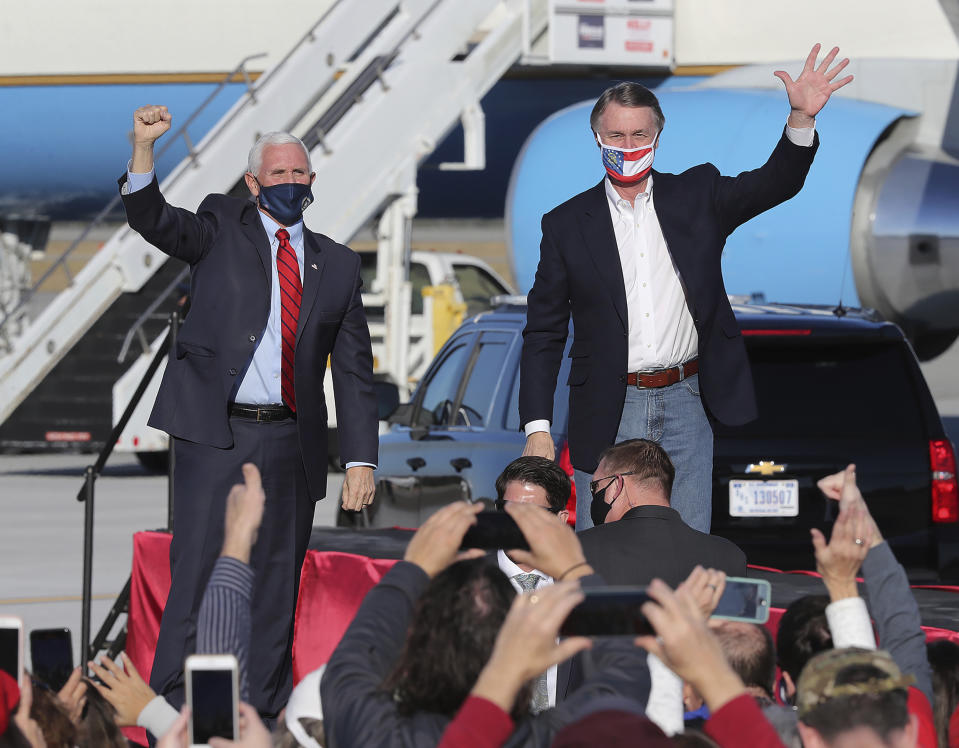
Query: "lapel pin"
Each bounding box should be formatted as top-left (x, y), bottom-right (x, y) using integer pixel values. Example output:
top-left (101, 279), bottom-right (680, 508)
top-left (311, 263), bottom-right (318, 270)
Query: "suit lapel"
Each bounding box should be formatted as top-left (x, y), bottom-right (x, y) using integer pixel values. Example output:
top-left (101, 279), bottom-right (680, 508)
top-left (295, 230), bottom-right (327, 349)
top-left (581, 181), bottom-right (627, 328)
top-left (240, 202), bottom-right (272, 281)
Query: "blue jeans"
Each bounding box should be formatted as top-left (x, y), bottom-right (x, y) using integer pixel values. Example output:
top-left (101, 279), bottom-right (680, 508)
top-left (574, 373), bottom-right (713, 533)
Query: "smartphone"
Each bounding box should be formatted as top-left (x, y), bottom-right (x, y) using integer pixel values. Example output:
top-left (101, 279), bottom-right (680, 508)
top-left (0, 617), bottom-right (24, 686)
top-left (559, 587), bottom-right (654, 637)
top-left (30, 628), bottom-right (73, 692)
top-left (460, 511), bottom-right (530, 551)
top-left (711, 577), bottom-right (771, 624)
top-left (185, 654), bottom-right (239, 746)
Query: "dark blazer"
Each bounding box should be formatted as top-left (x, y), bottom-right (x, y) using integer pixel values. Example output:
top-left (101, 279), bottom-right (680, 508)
top-left (577, 504), bottom-right (747, 587)
top-left (519, 130), bottom-right (819, 473)
top-left (120, 177), bottom-right (378, 499)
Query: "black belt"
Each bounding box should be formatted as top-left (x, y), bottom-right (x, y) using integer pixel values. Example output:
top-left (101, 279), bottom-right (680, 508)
top-left (229, 403), bottom-right (295, 422)
top-left (624, 358), bottom-right (699, 389)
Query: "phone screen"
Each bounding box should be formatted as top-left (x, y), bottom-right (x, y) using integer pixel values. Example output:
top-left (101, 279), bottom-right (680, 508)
top-left (712, 578), bottom-right (770, 623)
top-left (190, 669), bottom-right (235, 743)
top-left (460, 512), bottom-right (530, 550)
top-left (559, 588), bottom-right (654, 637)
top-left (0, 626), bottom-right (20, 683)
top-left (30, 629), bottom-right (73, 691)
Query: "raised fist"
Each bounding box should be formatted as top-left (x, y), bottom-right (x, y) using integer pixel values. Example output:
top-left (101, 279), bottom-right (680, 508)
top-left (133, 105), bottom-right (172, 145)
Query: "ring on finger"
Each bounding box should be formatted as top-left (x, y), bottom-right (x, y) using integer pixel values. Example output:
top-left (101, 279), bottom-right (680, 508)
top-left (706, 584), bottom-right (718, 591)
top-left (854, 538), bottom-right (864, 545)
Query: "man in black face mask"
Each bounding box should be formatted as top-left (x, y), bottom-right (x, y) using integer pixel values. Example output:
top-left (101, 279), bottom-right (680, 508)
top-left (577, 439), bottom-right (746, 588)
top-left (119, 105), bottom-right (378, 722)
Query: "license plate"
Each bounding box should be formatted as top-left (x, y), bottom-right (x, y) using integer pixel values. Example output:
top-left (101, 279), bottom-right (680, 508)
top-left (729, 479), bottom-right (799, 517)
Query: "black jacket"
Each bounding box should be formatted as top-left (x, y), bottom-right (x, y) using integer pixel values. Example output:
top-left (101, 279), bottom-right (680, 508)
top-left (578, 505), bottom-right (747, 587)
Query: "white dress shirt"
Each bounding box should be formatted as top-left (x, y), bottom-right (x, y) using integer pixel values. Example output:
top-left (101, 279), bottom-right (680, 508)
top-left (497, 550), bottom-right (558, 707)
top-left (524, 123), bottom-right (815, 437)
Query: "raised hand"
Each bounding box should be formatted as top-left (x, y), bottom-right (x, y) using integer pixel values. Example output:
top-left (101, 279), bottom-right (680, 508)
top-left (221, 463), bottom-right (266, 564)
top-left (131, 105), bottom-right (172, 173)
top-left (87, 652), bottom-right (156, 726)
top-left (403, 501), bottom-right (485, 577)
top-left (811, 503), bottom-right (872, 601)
top-left (133, 105), bottom-right (172, 145)
top-left (774, 43), bottom-right (853, 127)
top-left (505, 501), bottom-right (591, 581)
top-left (817, 464), bottom-right (883, 548)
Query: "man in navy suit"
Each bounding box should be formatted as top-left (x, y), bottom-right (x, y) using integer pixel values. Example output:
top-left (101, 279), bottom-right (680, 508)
top-left (520, 44), bottom-right (853, 533)
top-left (120, 105), bottom-right (378, 719)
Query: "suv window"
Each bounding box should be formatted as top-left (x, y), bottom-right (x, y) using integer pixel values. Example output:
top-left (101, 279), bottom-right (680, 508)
top-left (456, 332), bottom-right (512, 428)
top-left (415, 335), bottom-right (474, 427)
top-left (453, 264), bottom-right (509, 316)
top-left (712, 340), bottom-right (924, 440)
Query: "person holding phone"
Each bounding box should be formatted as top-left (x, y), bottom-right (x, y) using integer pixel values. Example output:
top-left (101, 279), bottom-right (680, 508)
top-left (577, 439), bottom-right (746, 587)
top-left (320, 500), bottom-right (651, 748)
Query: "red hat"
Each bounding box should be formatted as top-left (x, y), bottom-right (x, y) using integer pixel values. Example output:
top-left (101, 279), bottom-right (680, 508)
top-left (552, 710), bottom-right (672, 747)
top-left (0, 670), bottom-right (20, 736)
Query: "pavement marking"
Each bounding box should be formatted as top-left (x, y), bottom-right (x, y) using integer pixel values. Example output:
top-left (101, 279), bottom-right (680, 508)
top-left (0, 593), bottom-right (117, 605)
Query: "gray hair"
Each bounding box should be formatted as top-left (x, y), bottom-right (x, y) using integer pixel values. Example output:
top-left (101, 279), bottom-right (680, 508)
top-left (247, 132), bottom-right (312, 177)
top-left (590, 82), bottom-right (665, 134)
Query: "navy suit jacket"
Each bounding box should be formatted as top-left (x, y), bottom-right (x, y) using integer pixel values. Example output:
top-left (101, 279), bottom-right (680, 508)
top-left (120, 176), bottom-right (378, 499)
top-left (519, 130), bottom-right (819, 473)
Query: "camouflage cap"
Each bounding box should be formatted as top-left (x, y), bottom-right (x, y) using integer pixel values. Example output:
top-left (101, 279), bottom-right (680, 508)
top-left (796, 647), bottom-right (915, 719)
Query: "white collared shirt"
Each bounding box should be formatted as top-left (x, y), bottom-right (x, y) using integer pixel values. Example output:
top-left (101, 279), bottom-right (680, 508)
top-left (497, 550), bottom-right (557, 708)
top-left (604, 175), bottom-right (698, 372)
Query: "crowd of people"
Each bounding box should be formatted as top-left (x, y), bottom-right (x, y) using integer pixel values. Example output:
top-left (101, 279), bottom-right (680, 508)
top-left (3, 447), bottom-right (959, 748)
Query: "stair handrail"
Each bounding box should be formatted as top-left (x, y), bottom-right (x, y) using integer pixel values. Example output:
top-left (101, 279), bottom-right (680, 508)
top-left (116, 265), bottom-right (190, 363)
top-left (0, 52), bottom-right (265, 346)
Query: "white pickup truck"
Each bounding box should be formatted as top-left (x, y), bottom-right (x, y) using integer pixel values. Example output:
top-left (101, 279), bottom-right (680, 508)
top-left (112, 251), bottom-right (513, 470)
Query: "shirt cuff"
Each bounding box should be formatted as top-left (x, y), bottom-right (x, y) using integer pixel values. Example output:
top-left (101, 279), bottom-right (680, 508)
top-left (137, 695), bottom-right (180, 739)
top-left (785, 123), bottom-right (815, 147)
top-left (524, 420), bottom-right (551, 438)
top-left (125, 160), bottom-right (155, 193)
top-left (826, 596), bottom-right (876, 650)
top-left (344, 461), bottom-right (376, 470)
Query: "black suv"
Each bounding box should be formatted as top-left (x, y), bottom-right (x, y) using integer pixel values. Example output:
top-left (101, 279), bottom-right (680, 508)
top-left (348, 301), bottom-right (959, 581)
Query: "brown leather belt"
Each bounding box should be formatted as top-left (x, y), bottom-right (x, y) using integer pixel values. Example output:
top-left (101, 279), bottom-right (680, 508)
top-left (625, 358), bottom-right (699, 389)
top-left (229, 403), bottom-right (295, 422)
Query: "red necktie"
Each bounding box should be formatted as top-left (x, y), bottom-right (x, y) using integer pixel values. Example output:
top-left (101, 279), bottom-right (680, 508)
top-left (276, 228), bottom-right (301, 412)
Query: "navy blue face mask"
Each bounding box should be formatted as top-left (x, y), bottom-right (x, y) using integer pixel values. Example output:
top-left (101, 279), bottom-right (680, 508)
top-left (256, 180), bottom-right (314, 226)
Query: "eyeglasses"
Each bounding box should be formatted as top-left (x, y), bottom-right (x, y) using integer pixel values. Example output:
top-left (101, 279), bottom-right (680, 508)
top-left (589, 471), bottom-right (636, 500)
top-left (494, 497), bottom-right (561, 514)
